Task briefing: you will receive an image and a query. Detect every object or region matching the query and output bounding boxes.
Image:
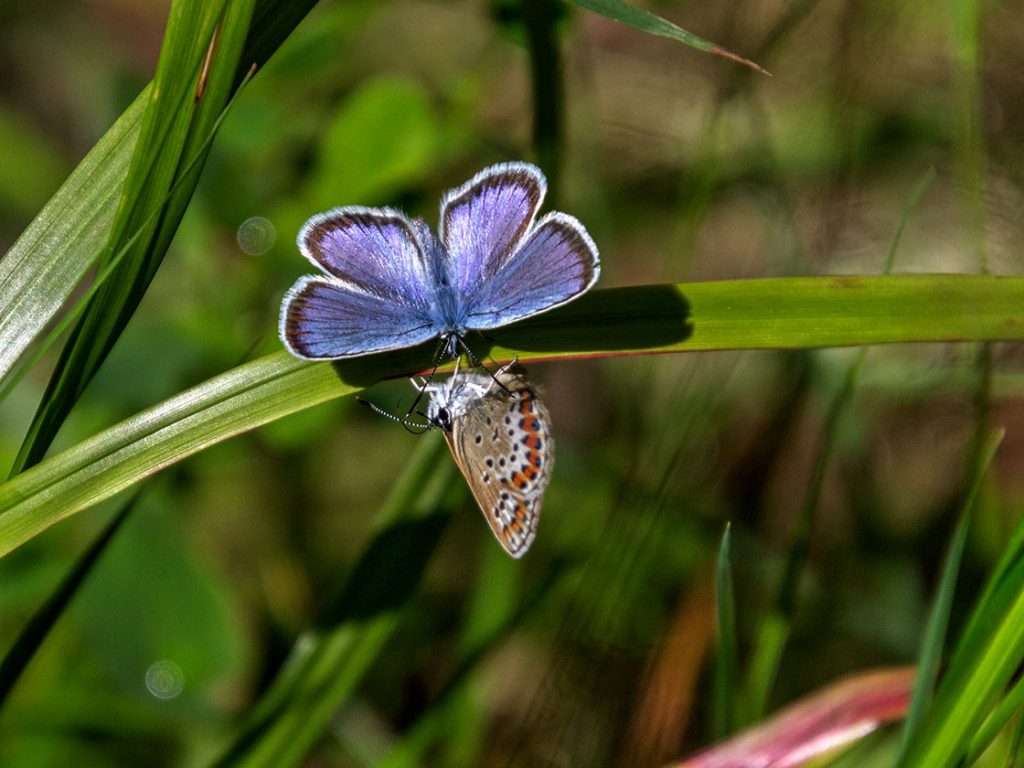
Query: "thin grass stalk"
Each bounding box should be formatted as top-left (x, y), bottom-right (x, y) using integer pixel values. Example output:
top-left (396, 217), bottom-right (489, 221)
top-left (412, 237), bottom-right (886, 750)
top-left (712, 523), bottom-right (739, 739)
top-left (522, 0), bottom-right (564, 194)
top-left (0, 492), bottom-right (140, 710)
top-left (896, 515), bottom-right (969, 760)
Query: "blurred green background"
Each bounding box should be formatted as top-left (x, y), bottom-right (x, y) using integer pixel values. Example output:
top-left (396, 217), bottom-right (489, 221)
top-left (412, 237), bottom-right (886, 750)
top-left (0, 0), bottom-right (1022, 765)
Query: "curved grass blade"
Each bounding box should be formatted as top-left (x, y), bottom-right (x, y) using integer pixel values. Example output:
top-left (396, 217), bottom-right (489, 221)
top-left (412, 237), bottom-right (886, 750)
top-left (0, 91), bottom-right (146, 385)
top-left (0, 0), bottom-right (319, 409)
top-left (0, 276), bottom-right (1021, 558)
top-left (0, 353), bottom-right (346, 558)
top-left (0, 73), bottom-right (255, 422)
top-left (11, 0), bottom-right (252, 474)
top-left (568, 0), bottom-right (769, 74)
top-left (897, 431), bottom-right (1017, 768)
top-left (678, 667), bottom-right (915, 768)
top-left (0, 491), bottom-right (140, 711)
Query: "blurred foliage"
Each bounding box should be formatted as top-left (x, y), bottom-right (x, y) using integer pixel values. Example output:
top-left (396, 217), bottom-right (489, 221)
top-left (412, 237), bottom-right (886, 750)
top-left (0, 0), bottom-right (1022, 766)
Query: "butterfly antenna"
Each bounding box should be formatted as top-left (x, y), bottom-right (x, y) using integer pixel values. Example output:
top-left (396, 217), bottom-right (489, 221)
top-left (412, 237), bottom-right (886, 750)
top-left (356, 397), bottom-right (433, 434)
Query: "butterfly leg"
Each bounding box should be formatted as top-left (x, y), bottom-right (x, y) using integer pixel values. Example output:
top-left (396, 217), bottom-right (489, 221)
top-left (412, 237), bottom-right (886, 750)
top-left (455, 334), bottom-right (514, 394)
top-left (405, 336), bottom-right (455, 418)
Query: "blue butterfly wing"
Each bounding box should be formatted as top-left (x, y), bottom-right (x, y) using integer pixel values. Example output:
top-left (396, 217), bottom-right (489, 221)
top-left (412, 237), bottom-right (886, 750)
top-left (439, 163), bottom-right (546, 302)
top-left (297, 207), bottom-right (434, 301)
top-left (461, 212), bottom-right (600, 330)
top-left (280, 276), bottom-right (442, 359)
top-left (281, 207), bottom-right (446, 358)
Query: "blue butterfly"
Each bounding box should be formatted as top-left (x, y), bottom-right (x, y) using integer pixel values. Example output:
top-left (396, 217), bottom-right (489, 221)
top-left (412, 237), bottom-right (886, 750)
top-left (279, 162), bottom-right (600, 360)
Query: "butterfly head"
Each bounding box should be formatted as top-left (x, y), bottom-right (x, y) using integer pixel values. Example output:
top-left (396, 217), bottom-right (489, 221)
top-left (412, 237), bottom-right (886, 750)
top-left (420, 373), bottom-right (493, 432)
top-left (431, 405), bottom-right (453, 432)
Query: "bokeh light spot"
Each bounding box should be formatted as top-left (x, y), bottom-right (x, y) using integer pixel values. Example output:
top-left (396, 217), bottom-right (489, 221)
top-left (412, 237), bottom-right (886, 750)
top-left (237, 216), bottom-right (276, 255)
top-left (145, 660), bottom-right (185, 700)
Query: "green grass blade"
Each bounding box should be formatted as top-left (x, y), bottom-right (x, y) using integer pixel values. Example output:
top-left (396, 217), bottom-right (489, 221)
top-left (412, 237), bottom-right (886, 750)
top-left (0, 1), bottom-right (319, 401)
top-left (966, 668), bottom-right (1024, 763)
top-left (0, 353), bottom-right (344, 558)
top-left (208, 436), bottom-right (453, 767)
top-left (896, 514), bottom-right (970, 759)
top-left (961, 513), bottom-right (1024, 645)
top-left (0, 92), bottom-right (146, 384)
top-left (743, 612), bottom-right (788, 724)
top-left (0, 71), bottom-right (254, 417)
top-left (11, 0), bottom-right (249, 473)
top-left (490, 275), bottom-right (1024, 360)
top-left (0, 276), bottom-right (1021, 558)
top-left (897, 430), bottom-right (1013, 768)
top-left (568, 0), bottom-right (769, 74)
top-left (0, 492), bottom-right (139, 710)
top-left (138, 0), bottom-right (259, 289)
top-left (712, 523), bottom-right (740, 739)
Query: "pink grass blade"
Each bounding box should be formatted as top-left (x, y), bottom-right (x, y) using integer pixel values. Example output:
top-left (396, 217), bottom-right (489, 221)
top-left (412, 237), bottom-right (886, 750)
top-left (676, 667), bottom-right (915, 768)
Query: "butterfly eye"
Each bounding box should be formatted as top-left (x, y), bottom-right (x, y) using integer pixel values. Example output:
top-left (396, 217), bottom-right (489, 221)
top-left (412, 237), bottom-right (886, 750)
top-left (436, 407), bottom-right (453, 431)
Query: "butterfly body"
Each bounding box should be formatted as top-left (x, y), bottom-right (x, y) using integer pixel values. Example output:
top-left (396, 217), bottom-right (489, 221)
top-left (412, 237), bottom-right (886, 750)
top-left (423, 370), bottom-right (553, 558)
top-left (281, 163), bottom-right (600, 360)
